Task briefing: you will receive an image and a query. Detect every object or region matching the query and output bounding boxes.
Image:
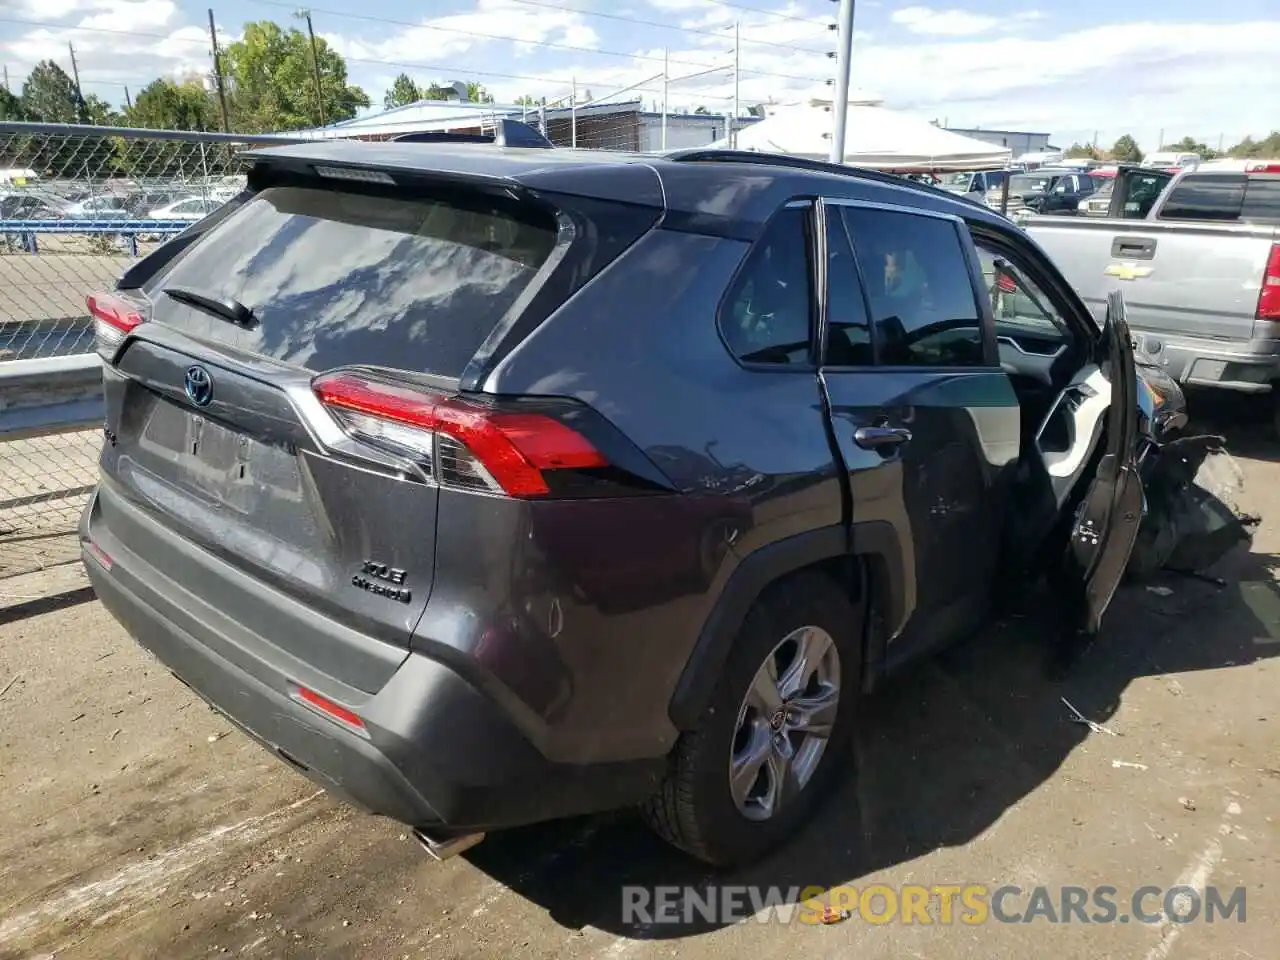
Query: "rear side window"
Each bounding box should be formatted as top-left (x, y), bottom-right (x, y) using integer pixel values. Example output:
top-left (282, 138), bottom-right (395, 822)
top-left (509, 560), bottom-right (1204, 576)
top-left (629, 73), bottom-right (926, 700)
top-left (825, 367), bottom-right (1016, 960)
top-left (1241, 178), bottom-right (1280, 223)
top-left (1160, 174), bottom-right (1246, 221)
top-left (150, 185), bottom-right (558, 377)
top-left (840, 207), bottom-right (984, 368)
top-left (719, 205), bottom-right (815, 365)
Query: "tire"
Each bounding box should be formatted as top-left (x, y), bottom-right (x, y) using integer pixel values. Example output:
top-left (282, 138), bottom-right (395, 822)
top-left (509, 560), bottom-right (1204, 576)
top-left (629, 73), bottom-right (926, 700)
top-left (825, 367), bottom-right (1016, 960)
top-left (642, 570), bottom-right (863, 867)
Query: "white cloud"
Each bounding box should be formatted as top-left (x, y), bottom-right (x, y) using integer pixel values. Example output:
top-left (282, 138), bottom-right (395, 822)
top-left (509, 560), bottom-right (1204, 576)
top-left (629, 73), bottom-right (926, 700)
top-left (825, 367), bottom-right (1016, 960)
top-left (891, 7), bottom-right (1000, 37)
top-left (330, 0), bottom-right (599, 70)
top-left (78, 0), bottom-right (176, 32)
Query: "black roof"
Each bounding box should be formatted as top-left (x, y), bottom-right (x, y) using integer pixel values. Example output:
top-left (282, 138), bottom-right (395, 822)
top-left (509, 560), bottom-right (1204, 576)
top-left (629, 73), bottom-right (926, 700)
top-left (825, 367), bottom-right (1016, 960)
top-left (248, 140), bottom-right (1009, 239)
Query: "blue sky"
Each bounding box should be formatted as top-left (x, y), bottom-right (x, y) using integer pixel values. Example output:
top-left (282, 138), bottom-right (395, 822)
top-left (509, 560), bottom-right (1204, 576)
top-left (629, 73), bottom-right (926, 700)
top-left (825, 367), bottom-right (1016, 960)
top-left (3, 0), bottom-right (1278, 150)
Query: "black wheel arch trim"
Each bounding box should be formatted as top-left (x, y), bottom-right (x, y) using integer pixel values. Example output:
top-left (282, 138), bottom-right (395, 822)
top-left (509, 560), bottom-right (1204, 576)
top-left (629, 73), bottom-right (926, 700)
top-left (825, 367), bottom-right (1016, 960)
top-left (668, 521), bottom-right (909, 731)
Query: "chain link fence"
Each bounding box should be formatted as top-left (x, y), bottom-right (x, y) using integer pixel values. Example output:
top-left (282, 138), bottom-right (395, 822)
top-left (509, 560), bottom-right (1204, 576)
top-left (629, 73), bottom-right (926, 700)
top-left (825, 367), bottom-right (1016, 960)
top-left (0, 122), bottom-right (312, 582)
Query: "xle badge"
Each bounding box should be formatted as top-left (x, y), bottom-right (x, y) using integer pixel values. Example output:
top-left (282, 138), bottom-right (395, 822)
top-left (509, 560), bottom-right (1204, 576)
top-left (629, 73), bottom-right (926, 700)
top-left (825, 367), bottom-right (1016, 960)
top-left (352, 559), bottom-right (412, 604)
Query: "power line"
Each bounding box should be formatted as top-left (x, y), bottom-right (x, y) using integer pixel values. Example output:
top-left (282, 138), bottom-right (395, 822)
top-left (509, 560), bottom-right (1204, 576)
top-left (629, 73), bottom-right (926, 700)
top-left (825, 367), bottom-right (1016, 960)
top-left (678, 0), bottom-right (831, 26)
top-left (240, 0), bottom-right (829, 83)
top-left (2, 10), bottom-right (828, 85)
top-left (248, 0), bottom-right (831, 55)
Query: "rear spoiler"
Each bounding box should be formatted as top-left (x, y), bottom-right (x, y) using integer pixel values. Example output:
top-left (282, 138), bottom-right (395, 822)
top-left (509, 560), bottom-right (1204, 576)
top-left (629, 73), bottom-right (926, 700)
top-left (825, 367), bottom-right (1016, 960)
top-left (391, 119), bottom-right (554, 149)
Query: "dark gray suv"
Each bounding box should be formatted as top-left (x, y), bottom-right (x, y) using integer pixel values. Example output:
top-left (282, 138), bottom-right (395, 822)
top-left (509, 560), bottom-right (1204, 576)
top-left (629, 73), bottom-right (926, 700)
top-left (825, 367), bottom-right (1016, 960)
top-left (81, 141), bottom-right (1146, 867)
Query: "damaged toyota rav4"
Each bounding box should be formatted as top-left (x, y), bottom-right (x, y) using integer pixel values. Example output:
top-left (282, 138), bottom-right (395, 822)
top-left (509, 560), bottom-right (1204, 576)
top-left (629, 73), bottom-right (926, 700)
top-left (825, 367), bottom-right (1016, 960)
top-left (82, 143), bottom-right (1204, 868)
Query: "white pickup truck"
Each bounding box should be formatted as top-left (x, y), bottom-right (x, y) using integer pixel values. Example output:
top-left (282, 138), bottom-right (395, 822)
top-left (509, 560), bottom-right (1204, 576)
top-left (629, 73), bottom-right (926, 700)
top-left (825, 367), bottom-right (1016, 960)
top-left (1024, 159), bottom-right (1280, 429)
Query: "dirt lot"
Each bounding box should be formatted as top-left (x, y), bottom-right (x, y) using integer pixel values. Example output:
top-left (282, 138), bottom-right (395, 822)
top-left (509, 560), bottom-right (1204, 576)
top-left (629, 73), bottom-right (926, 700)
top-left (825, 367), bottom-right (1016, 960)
top-left (2, 407), bottom-right (1279, 960)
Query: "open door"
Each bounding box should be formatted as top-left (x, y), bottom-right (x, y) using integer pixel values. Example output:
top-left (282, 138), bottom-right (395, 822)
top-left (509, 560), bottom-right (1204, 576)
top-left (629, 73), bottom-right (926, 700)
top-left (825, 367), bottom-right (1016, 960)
top-left (1065, 290), bottom-right (1144, 634)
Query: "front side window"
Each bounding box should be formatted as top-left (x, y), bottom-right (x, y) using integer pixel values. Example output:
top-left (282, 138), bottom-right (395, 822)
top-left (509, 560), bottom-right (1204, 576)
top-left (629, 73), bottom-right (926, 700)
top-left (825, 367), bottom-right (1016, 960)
top-left (719, 205), bottom-right (815, 365)
top-left (840, 206), bottom-right (985, 367)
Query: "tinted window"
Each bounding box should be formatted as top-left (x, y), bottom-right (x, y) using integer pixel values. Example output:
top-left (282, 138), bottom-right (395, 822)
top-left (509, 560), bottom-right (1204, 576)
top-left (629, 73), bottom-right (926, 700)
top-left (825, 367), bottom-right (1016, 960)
top-left (1160, 174), bottom-right (1246, 221)
top-left (720, 205), bottom-right (814, 365)
top-left (150, 185), bottom-right (558, 377)
top-left (1242, 178), bottom-right (1280, 223)
top-left (841, 207), bottom-right (984, 367)
top-left (823, 211), bottom-right (872, 366)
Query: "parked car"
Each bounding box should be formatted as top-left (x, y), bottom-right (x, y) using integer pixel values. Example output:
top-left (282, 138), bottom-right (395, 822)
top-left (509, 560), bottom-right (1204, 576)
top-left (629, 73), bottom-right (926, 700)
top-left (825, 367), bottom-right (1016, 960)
top-left (1026, 159), bottom-right (1280, 429)
top-left (83, 142), bottom-right (1175, 868)
top-left (63, 195), bottom-right (131, 220)
top-left (0, 192), bottom-right (68, 220)
top-left (148, 196), bottom-right (219, 221)
top-left (1024, 171), bottom-right (1099, 215)
top-left (1076, 165), bottom-right (1176, 218)
top-left (939, 169), bottom-right (1011, 199)
top-left (985, 168), bottom-right (1082, 216)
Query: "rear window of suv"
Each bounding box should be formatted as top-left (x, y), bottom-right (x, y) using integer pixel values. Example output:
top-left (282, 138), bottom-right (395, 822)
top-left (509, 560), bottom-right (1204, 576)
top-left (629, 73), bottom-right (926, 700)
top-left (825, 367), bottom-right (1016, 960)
top-left (149, 184), bottom-right (558, 377)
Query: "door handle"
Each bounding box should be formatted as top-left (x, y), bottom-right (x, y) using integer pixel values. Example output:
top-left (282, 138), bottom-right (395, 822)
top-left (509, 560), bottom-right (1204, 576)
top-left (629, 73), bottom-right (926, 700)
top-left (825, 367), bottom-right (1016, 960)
top-left (854, 426), bottom-right (912, 450)
top-left (1111, 236), bottom-right (1157, 260)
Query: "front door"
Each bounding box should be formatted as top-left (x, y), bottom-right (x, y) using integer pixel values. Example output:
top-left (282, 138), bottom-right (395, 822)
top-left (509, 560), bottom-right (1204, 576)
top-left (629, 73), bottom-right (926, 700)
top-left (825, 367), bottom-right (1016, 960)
top-left (1063, 290), bottom-right (1144, 633)
top-left (817, 199), bottom-right (1020, 657)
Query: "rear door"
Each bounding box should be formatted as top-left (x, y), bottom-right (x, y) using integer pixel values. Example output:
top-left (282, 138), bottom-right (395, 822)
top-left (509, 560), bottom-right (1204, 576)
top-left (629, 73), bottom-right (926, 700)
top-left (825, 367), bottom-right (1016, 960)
top-left (1064, 290), bottom-right (1143, 634)
top-left (96, 178), bottom-right (562, 664)
top-left (818, 199), bottom-right (1020, 655)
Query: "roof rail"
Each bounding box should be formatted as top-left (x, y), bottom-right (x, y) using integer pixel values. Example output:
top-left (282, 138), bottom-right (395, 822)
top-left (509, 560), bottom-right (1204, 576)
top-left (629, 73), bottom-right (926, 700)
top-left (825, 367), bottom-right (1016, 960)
top-left (663, 148), bottom-right (981, 207)
top-left (392, 118), bottom-right (554, 149)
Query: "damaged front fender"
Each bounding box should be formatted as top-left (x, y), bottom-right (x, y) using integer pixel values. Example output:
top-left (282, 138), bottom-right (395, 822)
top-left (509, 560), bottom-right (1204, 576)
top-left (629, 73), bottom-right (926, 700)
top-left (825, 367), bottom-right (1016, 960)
top-left (1127, 433), bottom-right (1260, 580)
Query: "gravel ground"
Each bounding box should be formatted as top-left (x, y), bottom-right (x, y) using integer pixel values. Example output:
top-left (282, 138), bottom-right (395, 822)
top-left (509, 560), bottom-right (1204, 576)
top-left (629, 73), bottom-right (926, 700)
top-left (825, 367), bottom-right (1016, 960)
top-left (1, 409), bottom-right (1278, 960)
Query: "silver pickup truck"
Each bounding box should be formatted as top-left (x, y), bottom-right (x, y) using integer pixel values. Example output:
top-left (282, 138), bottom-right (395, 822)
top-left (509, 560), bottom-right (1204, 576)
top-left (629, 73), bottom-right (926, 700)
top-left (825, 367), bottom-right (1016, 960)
top-left (1024, 160), bottom-right (1280, 426)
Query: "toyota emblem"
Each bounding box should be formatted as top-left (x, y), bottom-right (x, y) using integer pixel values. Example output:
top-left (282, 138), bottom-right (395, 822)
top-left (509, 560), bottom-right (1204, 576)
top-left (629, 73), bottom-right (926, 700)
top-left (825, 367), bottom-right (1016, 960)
top-left (184, 364), bottom-right (213, 407)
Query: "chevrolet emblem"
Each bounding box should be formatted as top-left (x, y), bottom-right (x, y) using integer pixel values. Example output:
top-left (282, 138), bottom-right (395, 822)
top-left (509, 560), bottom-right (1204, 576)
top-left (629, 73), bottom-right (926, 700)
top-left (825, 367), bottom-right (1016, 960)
top-left (1104, 262), bottom-right (1153, 281)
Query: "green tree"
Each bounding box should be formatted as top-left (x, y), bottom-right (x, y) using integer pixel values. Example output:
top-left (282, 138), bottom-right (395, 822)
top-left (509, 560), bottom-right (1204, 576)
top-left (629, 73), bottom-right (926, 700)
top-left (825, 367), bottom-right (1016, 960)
top-left (0, 87), bottom-right (28, 121)
top-left (222, 20), bottom-right (370, 132)
top-left (383, 73), bottom-right (422, 109)
top-left (125, 78), bottom-right (215, 131)
top-left (83, 94), bottom-right (121, 126)
top-left (466, 81), bottom-right (494, 104)
top-left (20, 60), bottom-right (81, 123)
top-left (1227, 132), bottom-right (1280, 158)
top-left (1161, 135), bottom-right (1218, 160)
top-left (1064, 141), bottom-right (1099, 159)
top-left (1110, 134), bottom-right (1143, 163)
top-left (513, 94), bottom-right (539, 106)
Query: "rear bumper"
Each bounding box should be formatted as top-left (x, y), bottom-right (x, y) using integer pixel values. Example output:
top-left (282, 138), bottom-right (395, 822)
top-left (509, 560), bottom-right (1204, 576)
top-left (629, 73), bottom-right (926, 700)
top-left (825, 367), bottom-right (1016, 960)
top-left (1133, 332), bottom-right (1280, 394)
top-left (80, 489), bottom-right (663, 833)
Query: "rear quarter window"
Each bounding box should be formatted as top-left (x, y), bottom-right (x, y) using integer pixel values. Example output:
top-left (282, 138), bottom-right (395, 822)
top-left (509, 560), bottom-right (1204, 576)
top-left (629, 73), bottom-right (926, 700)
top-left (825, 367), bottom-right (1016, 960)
top-left (1159, 174), bottom-right (1246, 221)
top-left (1241, 178), bottom-right (1280, 223)
top-left (149, 184), bottom-right (558, 378)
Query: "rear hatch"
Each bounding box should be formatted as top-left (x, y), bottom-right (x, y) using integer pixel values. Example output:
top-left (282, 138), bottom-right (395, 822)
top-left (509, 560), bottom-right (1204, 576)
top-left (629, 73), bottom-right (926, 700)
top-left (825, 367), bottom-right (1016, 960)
top-left (90, 176), bottom-right (561, 675)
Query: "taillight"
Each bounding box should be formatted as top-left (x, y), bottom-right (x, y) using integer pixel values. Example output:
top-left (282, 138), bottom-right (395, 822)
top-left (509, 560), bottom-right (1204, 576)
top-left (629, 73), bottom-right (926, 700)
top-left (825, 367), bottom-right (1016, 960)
top-left (1259, 244), bottom-right (1280, 321)
top-left (86, 291), bottom-right (145, 360)
top-left (312, 370), bottom-right (608, 498)
top-left (1245, 161), bottom-right (1280, 174)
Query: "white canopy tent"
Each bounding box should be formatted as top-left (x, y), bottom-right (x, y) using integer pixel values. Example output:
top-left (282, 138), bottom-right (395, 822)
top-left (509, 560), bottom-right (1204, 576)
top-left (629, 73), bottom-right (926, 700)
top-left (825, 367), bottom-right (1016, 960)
top-left (713, 104), bottom-right (1012, 172)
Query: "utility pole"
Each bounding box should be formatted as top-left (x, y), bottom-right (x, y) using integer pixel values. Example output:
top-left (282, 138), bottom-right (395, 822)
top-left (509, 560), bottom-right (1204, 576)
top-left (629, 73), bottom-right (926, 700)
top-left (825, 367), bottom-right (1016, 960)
top-left (571, 76), bottom-right (577, 148)
top-left (3, 65), bottom-right (9, 93)
top-left (661, 49), bottom-right (669, 150)
top-left (208, 9), bottom-right (231, 133)
top-left (124, 86), bottom-right (133, 110)
top-left (67, 42), bottom-right (86, 120)
top-left (829, 0), bottom-right (855, 163)
top-left (298, 9), bottom-right (327, 128)
top-left (731, 22), bottom-right (740, 148)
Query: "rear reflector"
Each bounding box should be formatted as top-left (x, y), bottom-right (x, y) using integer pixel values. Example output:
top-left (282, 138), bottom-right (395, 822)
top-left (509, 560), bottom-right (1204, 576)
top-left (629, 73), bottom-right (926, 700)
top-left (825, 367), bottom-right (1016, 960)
top-left (313, 370), bottom-right (607, 498)
top-left (84, 539), bottom-right (113, 571)
top-left (86, 291), bottom-right (145, 360)
top-left (296, 685), bottom-right (365, 732)
top-left (1259, 244), bottom-right (1280, 321)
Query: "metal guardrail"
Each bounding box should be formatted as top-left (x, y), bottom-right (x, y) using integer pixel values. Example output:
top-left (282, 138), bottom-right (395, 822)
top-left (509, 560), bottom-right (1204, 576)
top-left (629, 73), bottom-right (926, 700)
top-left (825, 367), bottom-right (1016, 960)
top-left (0, 353), bottom-right (104, 442)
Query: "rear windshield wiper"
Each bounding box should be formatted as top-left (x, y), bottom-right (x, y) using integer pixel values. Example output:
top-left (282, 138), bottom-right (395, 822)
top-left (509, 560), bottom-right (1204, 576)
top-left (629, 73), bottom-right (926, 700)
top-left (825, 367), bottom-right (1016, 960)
top-left (162, 286), bottom-right (258, 329)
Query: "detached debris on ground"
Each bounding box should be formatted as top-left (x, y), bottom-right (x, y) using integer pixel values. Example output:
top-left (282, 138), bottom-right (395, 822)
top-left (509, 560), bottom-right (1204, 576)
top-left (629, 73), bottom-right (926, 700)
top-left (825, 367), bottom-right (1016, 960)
top-left (1128, 434), bottom-right (1261, 581)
